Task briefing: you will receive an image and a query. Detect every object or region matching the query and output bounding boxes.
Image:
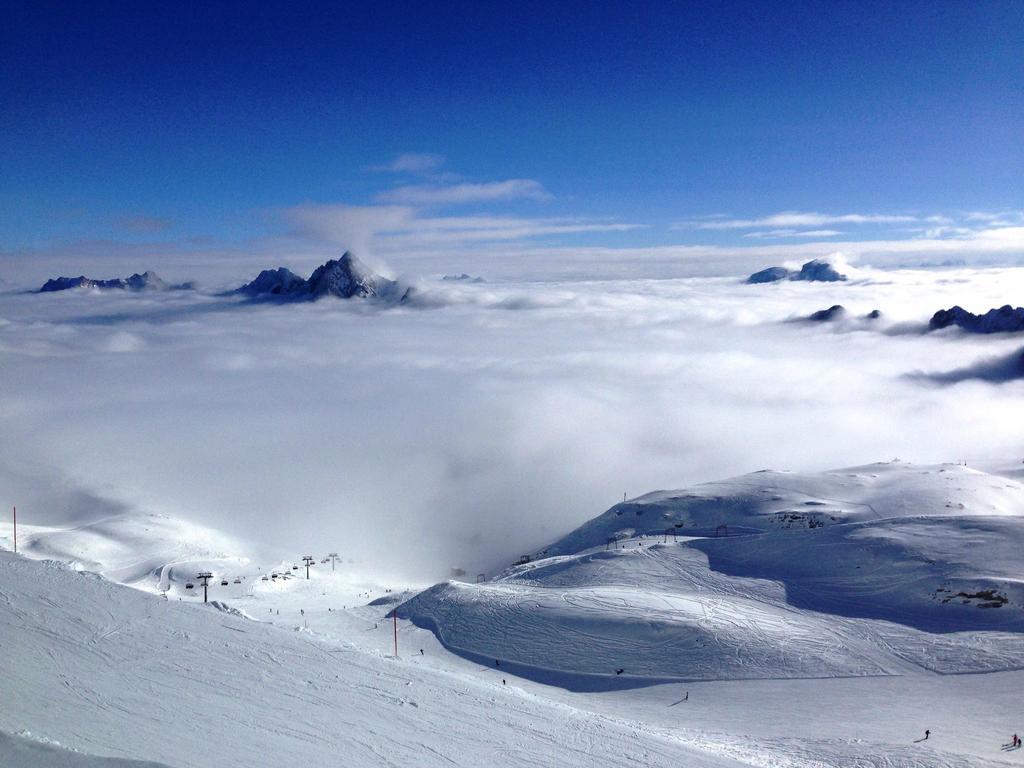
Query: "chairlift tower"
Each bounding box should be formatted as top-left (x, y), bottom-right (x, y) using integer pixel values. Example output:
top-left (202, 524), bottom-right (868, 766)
top-left (302, 555), bottom-right (315, 579)
top-left (196, 572), bottom-right (213, 603)
top-left (328, 552), bottom-right (338, 572)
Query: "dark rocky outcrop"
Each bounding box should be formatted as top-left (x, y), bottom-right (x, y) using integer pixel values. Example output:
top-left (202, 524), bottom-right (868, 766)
top-left (307, 254), bottom-right (390, 298)
top-left (794, 259), bottom-right (846, 282)
top-left (808, 305), bottom-right (847, 322)
top-left (234, 267), bottom-right (307, 297)
top-left (747, 266), bottom-right (792, 284)
top-left (747, 259), bottom-right (848, 284)
top-left (929, 305), bottom-right (1024, 334)
top-left (233, 252), bottom-right (409, 303)
top-left (39, 271), bottom-right (188, 293)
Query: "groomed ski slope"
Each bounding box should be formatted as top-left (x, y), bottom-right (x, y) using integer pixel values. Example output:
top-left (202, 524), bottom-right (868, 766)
top-left (401, 463), bottom-right (1024, 686)
top-left (0, 552), bottom-right (745, 768)
top-left (0, 731), bottom-right (172, 768)
top-left (3, 551), bottom-right (1023, 768)
top-left (4, 460), bottom-right (1024, 767)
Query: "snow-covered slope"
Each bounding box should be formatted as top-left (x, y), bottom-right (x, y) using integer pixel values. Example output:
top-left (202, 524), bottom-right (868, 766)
top-left (0, 552), bottom-right (742, 768)
top-left (399, 462), bottom-right (1024, 687)
top-left (4, 459), bottom-right (1024, 766)
top-left (545, 461), bottom-right (1024, 553)
top-left (0, 732), bottom-right (171, 768)
top-left (1, 509), bottom-right (260, 596)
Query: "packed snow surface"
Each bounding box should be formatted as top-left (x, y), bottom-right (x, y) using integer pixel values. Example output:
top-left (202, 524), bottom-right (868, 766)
top-left (400, 462), bottom-right (1024, 679)
top-left (3, 460), bottom-right (1024, 767)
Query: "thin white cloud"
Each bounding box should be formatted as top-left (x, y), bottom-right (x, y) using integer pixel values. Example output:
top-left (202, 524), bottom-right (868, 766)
top-left (283, 204), bottom-right (416, 255)
top-left (376, 179), bottom-right (552, 205)
top-left (676, 211), bottom-right (919, 231)
top-left (963, 210), bottom-right (1024, 224)
top-left (380, 219), bottom-right (640, 246)
top-left (282, 204), bottom-right (635, 252)
top-left (373, 153), bottom-right (446, 173)
top-left (743, 229), bottom-right (845, 239)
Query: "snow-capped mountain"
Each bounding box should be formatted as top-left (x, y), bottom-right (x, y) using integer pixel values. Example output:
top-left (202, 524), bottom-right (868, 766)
top-left (233, 267), bottom-right (307, 297)
top-left (306, 253), bottom-right (392, 298)
top-left (234, 252), bottom-right (409, 301)
top-left (746, 259), bottom-right (847, 284)
top-left (39, 271), bottom-right (191, 293)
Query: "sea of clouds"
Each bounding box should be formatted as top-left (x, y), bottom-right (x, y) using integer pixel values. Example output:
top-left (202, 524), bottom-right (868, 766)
top-left (1, 257), bottom-right (1023, 579)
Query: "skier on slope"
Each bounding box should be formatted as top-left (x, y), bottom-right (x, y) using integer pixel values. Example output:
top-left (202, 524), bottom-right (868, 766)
top-left (924, 729), bottom-right (930, 740)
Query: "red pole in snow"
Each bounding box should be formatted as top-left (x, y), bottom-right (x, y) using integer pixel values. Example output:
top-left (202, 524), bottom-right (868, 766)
top-left (393, 612), bottom-right (398, 658)
top-left (12, 506), bottom-right (16, 554)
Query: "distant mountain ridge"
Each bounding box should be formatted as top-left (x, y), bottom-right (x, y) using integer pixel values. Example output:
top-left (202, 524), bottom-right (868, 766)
top-left (39, 271), bottom-right (193, 293)
top-left (747, 259), bottom-right (847, 284)
top-left (234, 252), bottom-right (411, 302)
top-left (929, 304), bottom-right (1024, 334)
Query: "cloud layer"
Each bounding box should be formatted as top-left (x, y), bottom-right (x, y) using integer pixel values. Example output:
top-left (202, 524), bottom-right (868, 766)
top-left (2, 265), bottom-right (1024, 582)
top-left (376, 179), bottom-right (552, 205)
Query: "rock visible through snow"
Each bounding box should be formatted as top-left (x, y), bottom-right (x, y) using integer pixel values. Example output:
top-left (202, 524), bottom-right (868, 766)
top-left (233, 252), bottom-right (408, 302)
top-left (746, 259), bottom-right (848, 284)
top-left (39, 271), bottom-right (190, 293)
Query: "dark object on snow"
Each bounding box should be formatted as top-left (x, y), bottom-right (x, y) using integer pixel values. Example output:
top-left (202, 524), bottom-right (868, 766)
top-left (929, 304), bottom-right (1024, 334)
top-left (615, 668), bottom-right (624, 675)
top-left (808, 305), bottom-right (847, 322)
top-left (866, 309), bottom-right (882, 320)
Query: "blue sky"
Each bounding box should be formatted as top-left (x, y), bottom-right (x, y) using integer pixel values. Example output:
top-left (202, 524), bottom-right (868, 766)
top-left (1, 1), bottom-right (1022, 270)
